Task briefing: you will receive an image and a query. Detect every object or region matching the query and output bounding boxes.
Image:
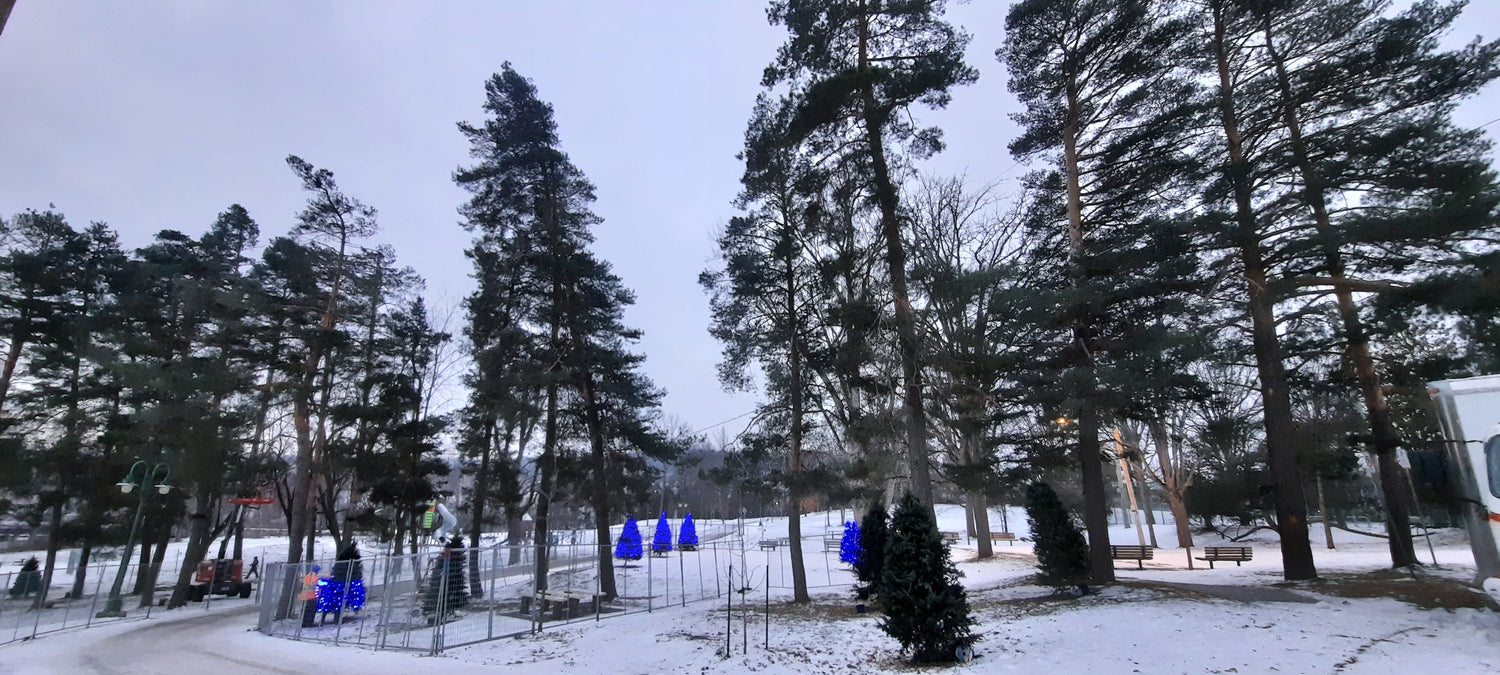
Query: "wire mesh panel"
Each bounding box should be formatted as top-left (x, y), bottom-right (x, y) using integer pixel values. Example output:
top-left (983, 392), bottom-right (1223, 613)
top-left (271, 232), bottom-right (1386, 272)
top-left (255, 533), bottom-right (749, 654)
top-left (0, 559), bottom-right (153, 645)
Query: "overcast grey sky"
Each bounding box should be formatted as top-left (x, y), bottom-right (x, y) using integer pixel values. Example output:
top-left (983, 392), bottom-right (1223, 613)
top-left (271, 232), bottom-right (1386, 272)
top-left (1, 1), bottom-right (1497, 438)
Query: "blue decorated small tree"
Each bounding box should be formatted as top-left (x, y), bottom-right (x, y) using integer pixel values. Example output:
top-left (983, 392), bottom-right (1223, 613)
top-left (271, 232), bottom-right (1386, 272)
top-left (652, 511), bottom-right (673, 554)
top-left (615, 515), bottom-right (643, 561)
top-left (678, 513), bottom-right (699, 551)
top-left (839, 521), bottom-right (862, 565)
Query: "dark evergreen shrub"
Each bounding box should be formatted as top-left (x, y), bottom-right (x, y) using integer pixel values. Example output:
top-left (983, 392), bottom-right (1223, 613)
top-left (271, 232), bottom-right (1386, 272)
top-left (1024, 481), bottom-right (1091, 591)
top-left (878, 493), bottom-right (976, 663)
top-left (854, 502), bottom-right (887, 600)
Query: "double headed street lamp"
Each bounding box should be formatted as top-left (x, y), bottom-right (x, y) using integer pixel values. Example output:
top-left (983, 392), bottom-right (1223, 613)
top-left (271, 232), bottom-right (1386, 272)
top-left (96, 461), bottom-right (171, 618)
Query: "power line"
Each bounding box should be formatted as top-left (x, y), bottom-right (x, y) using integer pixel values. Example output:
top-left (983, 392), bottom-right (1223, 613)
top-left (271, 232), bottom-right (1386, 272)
top-left (689, 409), bottom-right (757, 436)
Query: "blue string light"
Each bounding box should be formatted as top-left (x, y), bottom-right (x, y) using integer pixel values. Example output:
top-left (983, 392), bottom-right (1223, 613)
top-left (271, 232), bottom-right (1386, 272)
top-left (652, 511), bottom-right (673, 553)
top-left (615, 514), bottom-right (643, 560)
top-left (678, 513), bottom-right (698, 550)
top-left (839, 521), bottom-right (862, 565)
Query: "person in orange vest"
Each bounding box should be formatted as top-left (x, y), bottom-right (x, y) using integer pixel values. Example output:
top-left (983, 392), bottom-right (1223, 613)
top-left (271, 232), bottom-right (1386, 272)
top-left (300, 564), bottom-right (321, 627)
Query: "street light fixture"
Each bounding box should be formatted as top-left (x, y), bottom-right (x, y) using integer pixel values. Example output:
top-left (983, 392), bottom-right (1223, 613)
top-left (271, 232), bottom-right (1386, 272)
top-left (97, 460), bottom-right (171, 618)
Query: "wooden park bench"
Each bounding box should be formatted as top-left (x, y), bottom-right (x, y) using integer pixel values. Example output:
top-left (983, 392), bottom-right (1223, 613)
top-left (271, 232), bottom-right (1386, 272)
top-left (521, 589), bottom-right (599, 620)
top-left (823, 534), bottom-right (843, 552)
top-left (757, 537), bottom-right (789, 551)
top-left (940, 532), bottom-right (961, 544)
top-left (1110, 545), bottom-right (1154, 569)
top-left (989, 532), bottom-right (1017, 546)
top-left (1196, 546), bottom-right (1253, 569)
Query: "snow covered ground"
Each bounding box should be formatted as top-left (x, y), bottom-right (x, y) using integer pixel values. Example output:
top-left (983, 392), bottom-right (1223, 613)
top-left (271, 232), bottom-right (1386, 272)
top-left (1, 504), bottom-right (1496, 674)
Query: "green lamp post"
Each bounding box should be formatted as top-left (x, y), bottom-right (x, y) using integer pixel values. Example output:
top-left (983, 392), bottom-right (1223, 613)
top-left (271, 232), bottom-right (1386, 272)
top-left (96, 461), bottom-right (171, 618)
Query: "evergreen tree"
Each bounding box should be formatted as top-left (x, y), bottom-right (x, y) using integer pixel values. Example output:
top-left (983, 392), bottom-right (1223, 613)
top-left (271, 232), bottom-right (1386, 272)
top-left (839, 520), bottom-right (861, 565)
top-left (122, 208), bottom-right (261, 609)
top-left (0, 209), bottom-right (76, 417)
top-left (1002, 0), bottom-right (1206, 584)
top-left (278, 156), bottom-right (378, 581)
top-left (651, 511), bottom-right (673, 553)
top-left (1190, 0), bottom-right (1320, 580)
top-left (678, 512), bottom-right (698, 550)
top-left (762, 0), bottom-right (977, 507)
top-left (1243, 0), bottom-right (1499, 570)
top-left (854, 501), bottom-right (887, 600)
top-left (878, 492), bottom-right (975, 663)
top-left (703, 94), bottom-right (828, 603)
top-left (446, 537), bottom-right (469, 612)
top-left (1024, 482), bottom-right (1090, 592)
top-left (455, 64), bottom-right (670, 601)
top-left (614, 515), bottom-right (643, 561)
top-left (7, 557), bottom-right (39, 598)
top-left (16, 218), bottom-right (127, 610)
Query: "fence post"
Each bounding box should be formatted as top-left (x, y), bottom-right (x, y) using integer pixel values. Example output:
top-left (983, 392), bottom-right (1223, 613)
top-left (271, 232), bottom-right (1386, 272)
top-left (487, 546), bottom-right (497, 640)
top-left (431, 553), bottom-right (447, 656)
top-left (0, 572), bottom-right (8, 640)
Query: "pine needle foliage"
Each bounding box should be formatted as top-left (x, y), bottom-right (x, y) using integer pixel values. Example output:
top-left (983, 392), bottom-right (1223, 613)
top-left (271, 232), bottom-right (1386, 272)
top-left (854, 501), bottom-right (888, 600)
top-left (1024, 482), bottom-right (1090, 591)
top-left (878, 492), bottom-right (976, 663)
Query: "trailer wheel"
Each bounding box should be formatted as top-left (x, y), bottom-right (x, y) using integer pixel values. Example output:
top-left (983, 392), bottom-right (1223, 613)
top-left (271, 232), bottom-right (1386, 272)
top-left (239, 582), bottom-right (252, 599)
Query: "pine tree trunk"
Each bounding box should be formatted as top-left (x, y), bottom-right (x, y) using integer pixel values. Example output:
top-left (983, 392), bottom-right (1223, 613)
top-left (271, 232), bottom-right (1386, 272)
top-left (579, 371), bottom-right (619, 600)
top-left (1260, 18), bottom-right (1416, 569)
top-left (132, 524), bottom-right (153, 595)
top-left (281, 381), bottom-right (318, 618)
top-left (786, 243), bottom-right (810, 603)
top-left (507, 515), bottom-right (525, 566)
top-left (0, 305), bottom-right (30, 417)
top-left (534, 377), bottom-right (559, 594)
top-left (32, 501), bottom-right (63, 610)
top-left (1209, 2), bottom-right (1316, 580)
top-left (858, 11), bottom-right (930, 507)
top-left (138, 521), bottom-right (172, 609)
top-left (168, 489), bottom-right (217, 609)
top-left (1077, 408), bottom-right (1115, 583)
top-left (282, 224), bottom-right (349, 612)
top-left (1059, 59), bottom-right (1114, 584)
top-left (971, 491), bottom-right (993, 559)
top-left (468, 417), bottom-right (494, 600)
top-left (70, 540), bottom-right (92, 599)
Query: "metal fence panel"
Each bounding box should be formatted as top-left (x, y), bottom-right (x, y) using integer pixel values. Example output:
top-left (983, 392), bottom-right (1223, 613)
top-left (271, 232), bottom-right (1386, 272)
top-left (256, 532), bottom-right (753, 654)
top-left (0, 559), bottom-right (154, 645)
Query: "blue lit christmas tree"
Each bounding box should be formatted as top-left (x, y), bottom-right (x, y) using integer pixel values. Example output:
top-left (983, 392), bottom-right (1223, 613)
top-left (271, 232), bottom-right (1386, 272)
top-left (652, 511), bottom-right (673, 554)
top-left (615, 514), bottom-right (643, 560)
top-left (839, 521), bottom-right (862, 565)
top-left (678, 513), bottom-right (698, 551)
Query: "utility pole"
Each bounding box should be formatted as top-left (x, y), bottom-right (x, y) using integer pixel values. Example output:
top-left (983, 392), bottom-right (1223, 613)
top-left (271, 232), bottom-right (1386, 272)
top-left (1134, 453), bottom-right (1159, 548)
top-left (1113, 429), bottom-right (1148, 548)
top-left (1317, 475), bottom-right (1336, 549)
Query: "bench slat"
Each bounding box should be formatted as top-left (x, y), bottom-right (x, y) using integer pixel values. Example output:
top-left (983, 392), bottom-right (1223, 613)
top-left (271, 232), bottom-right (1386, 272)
top-left (1197, 546), bottom-right (1253, 568)
top-left (1109, 545), bottom-right (1155, 569)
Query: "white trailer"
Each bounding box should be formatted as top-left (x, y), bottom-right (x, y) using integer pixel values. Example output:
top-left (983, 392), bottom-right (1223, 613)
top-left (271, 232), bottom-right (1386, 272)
top-left (1428, 374), bottom-right (1500, 590)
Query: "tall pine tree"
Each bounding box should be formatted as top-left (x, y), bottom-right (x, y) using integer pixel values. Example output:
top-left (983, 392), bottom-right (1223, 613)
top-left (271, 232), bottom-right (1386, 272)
top-left (761, 0), bottom-right (977, 507)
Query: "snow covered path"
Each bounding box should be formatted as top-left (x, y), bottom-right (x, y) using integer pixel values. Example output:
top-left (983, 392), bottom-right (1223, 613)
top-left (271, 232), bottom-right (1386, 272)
top-left (0, 603), bottom-right (429, 674)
